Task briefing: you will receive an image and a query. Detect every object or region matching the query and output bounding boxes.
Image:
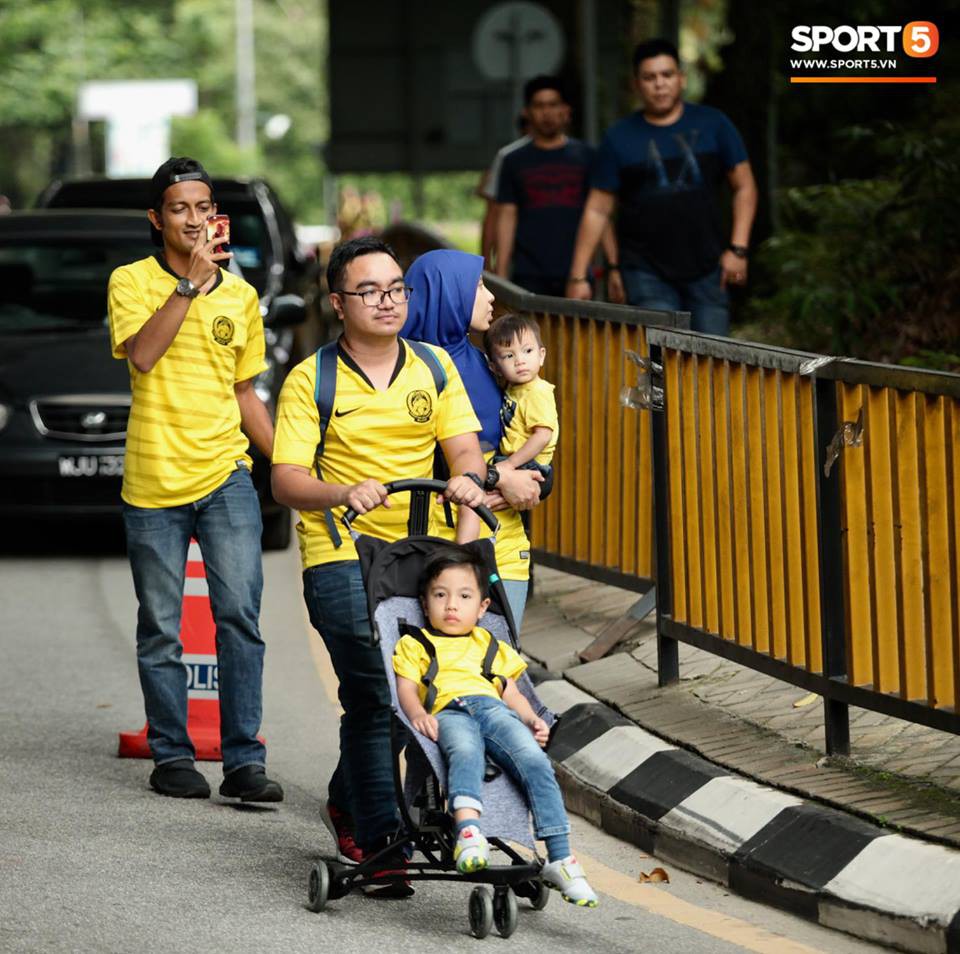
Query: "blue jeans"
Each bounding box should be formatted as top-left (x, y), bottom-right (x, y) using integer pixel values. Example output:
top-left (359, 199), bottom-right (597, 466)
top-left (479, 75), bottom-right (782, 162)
top-left (122, 466), bottom-right (266, 772)
top-left (303, 560), bottom-right (400, 848)
top-left (622, 260), bottom-right (730, 336)
top-left (500, 579), bottom-right (528, 633)
top-left (436, 695), bottom-right (569, 839)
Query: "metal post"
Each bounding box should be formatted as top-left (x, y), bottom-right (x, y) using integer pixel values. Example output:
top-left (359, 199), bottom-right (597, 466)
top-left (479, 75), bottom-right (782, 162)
top-left (235, 0), bottom-right (256, 151)
top-left (649, 343), bottom-right (679, 686)
top-left (813, 375), bottom-right (851, 755)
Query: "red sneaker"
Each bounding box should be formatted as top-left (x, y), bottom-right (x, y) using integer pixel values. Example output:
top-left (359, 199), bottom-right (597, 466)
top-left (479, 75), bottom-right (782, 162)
top-left (362, 846), bottom-right (414, 899)
top-left (326, 801), bottom-right (364, 865)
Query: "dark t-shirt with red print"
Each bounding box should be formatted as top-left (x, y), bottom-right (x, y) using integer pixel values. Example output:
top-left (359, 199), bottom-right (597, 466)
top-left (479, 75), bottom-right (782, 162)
top-left (497, 138), bottom-right (594, 287)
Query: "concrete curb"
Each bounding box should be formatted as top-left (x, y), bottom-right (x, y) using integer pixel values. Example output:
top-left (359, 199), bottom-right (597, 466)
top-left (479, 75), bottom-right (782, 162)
top-left (532, 674), bottom-right (960, 954)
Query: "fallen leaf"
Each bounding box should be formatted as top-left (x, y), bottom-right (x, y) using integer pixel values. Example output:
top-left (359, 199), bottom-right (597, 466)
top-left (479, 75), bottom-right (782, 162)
top-left (638, 867), bottom-right (670, 883)
top-left (96, 703), bottom-right (112, 709)
top-left (793, 692), bottom-right (818, 708)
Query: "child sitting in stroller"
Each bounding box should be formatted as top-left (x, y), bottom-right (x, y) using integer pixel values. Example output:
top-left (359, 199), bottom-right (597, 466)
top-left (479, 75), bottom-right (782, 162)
top-left (393, 545), bottom-right (598, 908)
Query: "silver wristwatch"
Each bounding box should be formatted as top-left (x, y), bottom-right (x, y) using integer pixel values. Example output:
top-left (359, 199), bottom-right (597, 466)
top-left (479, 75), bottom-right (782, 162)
top-left (174, 277), bottom-right (199, 299)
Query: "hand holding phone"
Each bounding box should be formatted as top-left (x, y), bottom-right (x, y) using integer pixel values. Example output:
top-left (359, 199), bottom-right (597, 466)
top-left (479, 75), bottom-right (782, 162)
top-left (206, 214), bottom-right (230, 256)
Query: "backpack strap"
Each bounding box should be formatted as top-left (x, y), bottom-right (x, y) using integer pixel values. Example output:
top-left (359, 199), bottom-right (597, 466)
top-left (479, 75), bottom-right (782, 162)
top-left (313, 341), bottom-right (343, 548)
top-left (480, 630), bottom-right (506, 694)
top-left (399, 622), bottom-right (441, 714)
top-left (406, 339), bottom-right (447, 395)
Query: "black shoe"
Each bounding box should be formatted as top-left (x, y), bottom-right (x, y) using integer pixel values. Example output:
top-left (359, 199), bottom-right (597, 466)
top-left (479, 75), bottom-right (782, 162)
top-left (219, 765), bottom-right (284, 802)
top-left (149, 759), bottom-right (211, 799)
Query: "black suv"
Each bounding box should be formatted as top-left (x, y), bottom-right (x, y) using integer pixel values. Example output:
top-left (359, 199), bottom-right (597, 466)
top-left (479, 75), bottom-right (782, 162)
top-left (0, 209), bottom-right (303, 549)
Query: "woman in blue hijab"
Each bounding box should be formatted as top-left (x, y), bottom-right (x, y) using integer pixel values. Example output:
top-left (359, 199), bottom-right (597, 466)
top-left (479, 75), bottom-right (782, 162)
top-left (403, 249), bottom-right (542, 629)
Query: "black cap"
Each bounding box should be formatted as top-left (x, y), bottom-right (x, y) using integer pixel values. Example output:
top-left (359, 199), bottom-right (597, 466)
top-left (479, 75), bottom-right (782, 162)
top-left (149, 157), bottom-right (214, 212)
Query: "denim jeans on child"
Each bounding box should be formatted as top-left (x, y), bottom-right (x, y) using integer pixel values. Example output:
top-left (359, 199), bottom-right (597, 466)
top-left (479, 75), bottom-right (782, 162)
top-left (122, 465), bottom-right (266, 773)
top-left (302, 559), bottom-right (401, 848)
top-left (622, 259), bottom-right (730, 336)
top-left (436, 694), bottom-right (569, 839)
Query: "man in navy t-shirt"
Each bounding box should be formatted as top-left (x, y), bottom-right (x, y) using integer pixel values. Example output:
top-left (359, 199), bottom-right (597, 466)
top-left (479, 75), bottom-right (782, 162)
top-left (495, 75), bottom-right (617, 298)
top-left (566, 39), bottom-right (757, 335)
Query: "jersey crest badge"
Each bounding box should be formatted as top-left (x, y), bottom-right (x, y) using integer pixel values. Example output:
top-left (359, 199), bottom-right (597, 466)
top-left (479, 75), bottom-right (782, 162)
top-left (212, 316), bottom-right (235, 345)
top-left (406, 389), bottom-right (433, 422)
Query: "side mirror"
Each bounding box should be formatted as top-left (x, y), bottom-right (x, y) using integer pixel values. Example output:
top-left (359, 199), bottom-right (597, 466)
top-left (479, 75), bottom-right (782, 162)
top-left (269, 293), bottom-right (306, 327)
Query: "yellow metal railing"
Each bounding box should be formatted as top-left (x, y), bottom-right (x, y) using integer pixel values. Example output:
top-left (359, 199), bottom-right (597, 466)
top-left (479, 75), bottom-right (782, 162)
top-left (661, 348), bottom-right (824, 674)
top-left (838, 379), bottom-right (960, 709)
top-left (648, 328), bottom-right (960, 751)
top-left (485, 275), bottom-right (688, 591)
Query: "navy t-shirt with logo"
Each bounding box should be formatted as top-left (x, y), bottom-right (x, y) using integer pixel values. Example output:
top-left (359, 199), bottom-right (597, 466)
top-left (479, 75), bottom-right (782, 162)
top-left (497, 138), bottom-right (594, 284)
top-left (591, 103), bottom-right (748, 282)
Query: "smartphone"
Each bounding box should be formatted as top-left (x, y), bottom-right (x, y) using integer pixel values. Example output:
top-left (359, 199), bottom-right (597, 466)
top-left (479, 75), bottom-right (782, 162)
top-left (206, 214), bottom-right (230, 255)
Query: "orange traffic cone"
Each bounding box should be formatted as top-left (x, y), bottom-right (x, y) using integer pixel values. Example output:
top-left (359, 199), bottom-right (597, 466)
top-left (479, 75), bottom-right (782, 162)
top-left (119, 539), bottom-right (224, 760)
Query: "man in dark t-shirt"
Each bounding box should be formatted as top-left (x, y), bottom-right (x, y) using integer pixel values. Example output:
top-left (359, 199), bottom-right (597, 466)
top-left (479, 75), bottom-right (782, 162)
top-left (566, 39), bottom-right (757, 335)
top-left (495, 76), bottom-right (617, 298)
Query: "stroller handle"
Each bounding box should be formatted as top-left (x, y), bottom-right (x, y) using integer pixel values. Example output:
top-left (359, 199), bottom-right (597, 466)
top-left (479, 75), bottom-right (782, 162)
top-left (341, 478), bottom-right (500, 535)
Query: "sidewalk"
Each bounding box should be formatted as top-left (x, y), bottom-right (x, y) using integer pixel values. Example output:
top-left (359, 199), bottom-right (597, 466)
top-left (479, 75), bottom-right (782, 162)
top-left (524, 565), bottom-right (960, 953)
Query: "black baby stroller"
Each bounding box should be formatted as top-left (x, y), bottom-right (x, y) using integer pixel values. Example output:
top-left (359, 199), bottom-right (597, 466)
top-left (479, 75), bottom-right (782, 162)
top-left (306, 479), bottom-right (558, 939)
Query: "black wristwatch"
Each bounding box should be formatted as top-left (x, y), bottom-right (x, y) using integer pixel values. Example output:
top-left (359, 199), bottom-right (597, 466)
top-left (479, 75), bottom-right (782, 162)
top-left (606, 263), bottom-right (620, 271)
top-left (174, 276), bottom-right (200, 298)
top-left (484, 462), bottom-right (500, 491)
top-left (728, 244), bottom-right (749, 259)
top-left (464, 472), bottom-right (484, 490)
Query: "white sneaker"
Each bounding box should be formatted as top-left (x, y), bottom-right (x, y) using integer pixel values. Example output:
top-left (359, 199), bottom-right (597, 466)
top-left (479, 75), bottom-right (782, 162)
top-left (454, 825), bottom-right (489, 874)
top-left (541, 855), bottom-right (599, 907)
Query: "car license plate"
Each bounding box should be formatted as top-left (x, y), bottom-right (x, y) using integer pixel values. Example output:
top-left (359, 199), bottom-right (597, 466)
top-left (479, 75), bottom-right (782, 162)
top-left (58, 454), bottom-right (124, 477)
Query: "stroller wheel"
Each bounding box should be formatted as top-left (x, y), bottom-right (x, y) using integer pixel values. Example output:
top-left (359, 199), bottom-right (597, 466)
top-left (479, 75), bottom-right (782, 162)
top-left (493, 886), bottom-right (518, 938)
top-left (307, 861), bottom-right (330, 912)
top-left (528, 880), bottom-right (550, 910)
top-left (515, 878), bottom-right (549, 910)
top-left (468, 885), bottom-right (494, 939)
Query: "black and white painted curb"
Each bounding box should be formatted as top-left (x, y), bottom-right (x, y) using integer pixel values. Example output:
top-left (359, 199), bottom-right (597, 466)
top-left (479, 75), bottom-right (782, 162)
top-left (533, 674), bottom-right (960, 954)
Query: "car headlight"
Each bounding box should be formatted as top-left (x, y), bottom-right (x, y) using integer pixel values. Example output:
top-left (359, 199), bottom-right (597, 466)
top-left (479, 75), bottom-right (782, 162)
top-left (0, 403), bottom-right (10, 433)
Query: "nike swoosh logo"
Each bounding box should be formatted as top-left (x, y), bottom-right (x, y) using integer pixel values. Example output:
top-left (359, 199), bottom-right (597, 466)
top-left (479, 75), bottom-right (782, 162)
top-left (334, 407), bottom-right (359, 417)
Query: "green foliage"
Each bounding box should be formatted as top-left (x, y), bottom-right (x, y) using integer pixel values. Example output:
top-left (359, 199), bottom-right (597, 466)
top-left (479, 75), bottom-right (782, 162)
top-left (744, 110), bottom-right (960, 366)
top-left (0, 0), bottom-right (325, 219)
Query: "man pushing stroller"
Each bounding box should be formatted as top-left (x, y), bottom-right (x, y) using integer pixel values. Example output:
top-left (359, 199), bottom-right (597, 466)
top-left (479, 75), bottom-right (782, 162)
top-left (394, 546), bottom-right (598, 908)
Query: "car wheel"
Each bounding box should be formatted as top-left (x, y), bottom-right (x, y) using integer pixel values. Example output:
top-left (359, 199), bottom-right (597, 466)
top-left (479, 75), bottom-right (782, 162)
top-left (261, 507), bottom-right (292, 550)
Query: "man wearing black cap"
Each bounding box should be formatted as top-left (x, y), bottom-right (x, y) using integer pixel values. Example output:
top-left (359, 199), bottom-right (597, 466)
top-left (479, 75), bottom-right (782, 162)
top-left (107, 157), bottom-right (282, 802)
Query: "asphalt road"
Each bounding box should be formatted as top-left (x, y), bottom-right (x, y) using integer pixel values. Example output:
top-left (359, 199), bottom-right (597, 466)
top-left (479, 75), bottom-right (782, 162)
top-left (0, 517), bottom-right (884, 954)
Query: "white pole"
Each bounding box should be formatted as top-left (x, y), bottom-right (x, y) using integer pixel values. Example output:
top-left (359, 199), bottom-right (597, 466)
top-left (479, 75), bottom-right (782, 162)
top-left (236, 0), bottom-right (256, 150)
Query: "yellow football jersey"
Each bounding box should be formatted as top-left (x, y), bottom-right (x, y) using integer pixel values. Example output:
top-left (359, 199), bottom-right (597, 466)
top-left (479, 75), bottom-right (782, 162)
top-left (393, 626), bottom-right (527, 714)
top-left (500, 377), bottom-right (558, 465)
top-left (107, 255), bottom-right (267, 508)
top-left (272, 340), bottom-right (480, 569)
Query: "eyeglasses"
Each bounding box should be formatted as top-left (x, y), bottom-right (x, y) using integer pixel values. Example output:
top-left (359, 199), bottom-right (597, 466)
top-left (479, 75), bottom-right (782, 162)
top-left (335, 286), bottom-right (412, 307)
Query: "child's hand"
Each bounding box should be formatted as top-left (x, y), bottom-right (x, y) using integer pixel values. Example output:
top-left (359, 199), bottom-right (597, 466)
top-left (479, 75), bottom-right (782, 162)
top-left (412, 713), bottom-right (439, 741)
top-left (527, 717), bottom-right (550, 747)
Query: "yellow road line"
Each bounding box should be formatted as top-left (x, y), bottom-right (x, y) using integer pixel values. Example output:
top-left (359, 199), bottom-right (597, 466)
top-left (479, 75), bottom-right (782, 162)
top-left (575, 848), bottom-right (828, 954)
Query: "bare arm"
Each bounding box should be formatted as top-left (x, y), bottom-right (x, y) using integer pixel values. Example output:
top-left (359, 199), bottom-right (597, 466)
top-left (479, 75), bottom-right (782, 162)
top-left (599, 222), bottom-right (625, 304)
top-left (235, 379), bottom-right (274, 457)
top-left (125, 234), bottom-right (229, 372)
top-left (439, 431), bottom-right (487, 543)
top-left (501, 678), bottom-right (550, 746)
top-left (270, 463), bottom-right (390, 514)
top-left (504, 427), bottom-right (552, 469)
top-left (718, 161), bottom-right (758, 289)
top-left (485, 462), bottom-right (543, 512)
top-left (565, 189), bottom-right (616, 300)
top-left (494, 203), bottom-right (518, 278)
top-left (397, 675), bottom-right (438, 740)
